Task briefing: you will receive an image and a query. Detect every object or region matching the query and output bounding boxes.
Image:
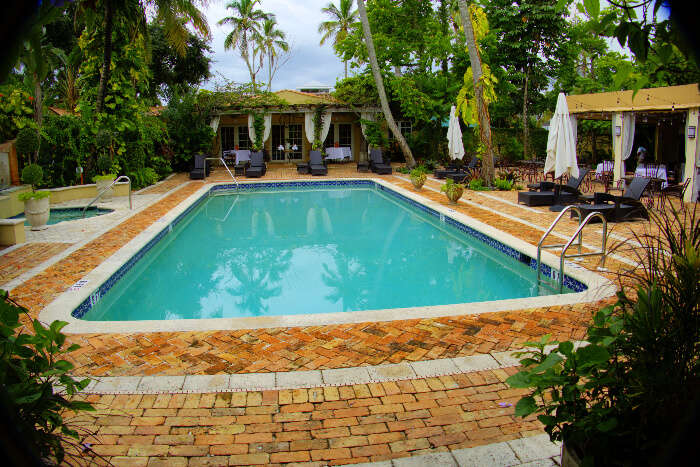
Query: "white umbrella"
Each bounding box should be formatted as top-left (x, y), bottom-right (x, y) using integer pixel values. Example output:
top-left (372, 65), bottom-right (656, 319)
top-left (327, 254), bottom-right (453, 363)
top-left (544, 93), bottom-right (579, 179)
top-left (447, 105), bottom-right (465, 161)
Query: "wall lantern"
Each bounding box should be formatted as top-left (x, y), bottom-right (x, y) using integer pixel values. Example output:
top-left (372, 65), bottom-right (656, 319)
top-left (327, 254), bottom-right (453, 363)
top-left (689, 126), bottom-right (697, 139)
top-left (615, 126), bottom-right (622, 136)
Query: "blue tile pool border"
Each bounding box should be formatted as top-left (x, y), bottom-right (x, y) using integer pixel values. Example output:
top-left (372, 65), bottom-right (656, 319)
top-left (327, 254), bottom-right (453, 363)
top-left (72, 180), bottom-right (586, 320)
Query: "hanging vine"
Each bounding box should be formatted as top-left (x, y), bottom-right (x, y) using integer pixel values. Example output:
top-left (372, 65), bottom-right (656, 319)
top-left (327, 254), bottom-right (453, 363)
top-left (250, 112), bottom-right (265, 151)
top-left (312, 105), bottom-right (326, 151)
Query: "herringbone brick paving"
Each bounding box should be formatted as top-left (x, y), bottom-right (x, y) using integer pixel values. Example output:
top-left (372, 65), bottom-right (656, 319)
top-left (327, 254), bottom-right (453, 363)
top-left (67, 368), bottom-right (540, 466)
top-left (0, 242), bottom-right (72, 286)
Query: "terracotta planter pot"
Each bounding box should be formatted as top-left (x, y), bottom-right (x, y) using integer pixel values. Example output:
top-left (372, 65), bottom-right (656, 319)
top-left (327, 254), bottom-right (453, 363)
top-left (410, 175), bottom-right (426, 190)
top-left (445, 186), bottom-right (464, 204)
top-left (24, 197), bottom-right (50, 231)
top-left (96, 177), bottom-right (116, 200)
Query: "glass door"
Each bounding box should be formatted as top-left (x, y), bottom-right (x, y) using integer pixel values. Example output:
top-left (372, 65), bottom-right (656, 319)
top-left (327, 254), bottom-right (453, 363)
top-left (271, 125), bottom-right (285, 161)
top-left (288, 124), bottom-right (302, 160)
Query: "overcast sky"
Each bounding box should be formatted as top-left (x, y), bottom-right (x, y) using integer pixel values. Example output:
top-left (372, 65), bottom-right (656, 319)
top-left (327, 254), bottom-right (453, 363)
top-left (203, 0), bottom-right (346, 91)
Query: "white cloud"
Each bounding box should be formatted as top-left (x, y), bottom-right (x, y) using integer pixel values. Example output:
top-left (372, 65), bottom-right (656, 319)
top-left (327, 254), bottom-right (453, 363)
top-left (203, 0), bottom-right (346, 91)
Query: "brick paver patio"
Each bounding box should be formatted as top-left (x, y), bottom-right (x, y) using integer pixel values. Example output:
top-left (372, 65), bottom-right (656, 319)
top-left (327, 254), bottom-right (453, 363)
top-left (4, 165), bottom-right (693, 465)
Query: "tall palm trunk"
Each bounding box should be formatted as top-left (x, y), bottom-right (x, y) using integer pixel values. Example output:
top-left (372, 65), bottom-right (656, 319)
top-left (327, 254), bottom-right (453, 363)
top-left (522, 64), bottom-right (530, 159)
top-left (356, 0), bottom-right (415, 168)
top-left (96, 0), bottom-right (114, 114)
top-left (241, 32), bottom-right (257, 92)
top-left (457, 0), bottom-right (494, 183)
top-left (267, 52), bottom-right (273, 91)
top-left (32, 73), bottom-right (42, 164)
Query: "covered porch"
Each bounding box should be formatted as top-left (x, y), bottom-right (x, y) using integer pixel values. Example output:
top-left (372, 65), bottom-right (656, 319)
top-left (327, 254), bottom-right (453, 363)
top-left (210, 90), bottom-right (381, 164)
top-left (567, 83), bottom-right (700, 202)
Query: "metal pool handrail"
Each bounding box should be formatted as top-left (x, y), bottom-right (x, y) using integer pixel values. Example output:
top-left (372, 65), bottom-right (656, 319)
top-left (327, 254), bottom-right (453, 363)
top-left (204, 157), bottom-right (238, 190)
top-left (82, 175), bottom-right (132, 218)
top-left (536, 205), bottom-right (583, 286)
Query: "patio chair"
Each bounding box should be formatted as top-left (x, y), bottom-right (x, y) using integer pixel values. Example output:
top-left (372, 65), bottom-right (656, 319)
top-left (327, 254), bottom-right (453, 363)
top-left (369, 149), bottom-right (392, 175)
top-left (309, 150), bottom-right (328, 176)
top-left (659, 178), bottom-right (691, 211)
top-left (445, 157), bottom-right (480, 182)
top-left (245, 151), bottom-right (267, 178)
top-left (517, 168), bottom-right (590, 207)
top-left (189, 154), bottom-right (209, 180)
top-left (572, 176), bottom-right (651, 222)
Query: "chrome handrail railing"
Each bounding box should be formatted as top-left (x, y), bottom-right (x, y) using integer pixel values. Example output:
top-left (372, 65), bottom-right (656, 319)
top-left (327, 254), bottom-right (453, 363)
top-left (82, 175), bottom-right (131, 218)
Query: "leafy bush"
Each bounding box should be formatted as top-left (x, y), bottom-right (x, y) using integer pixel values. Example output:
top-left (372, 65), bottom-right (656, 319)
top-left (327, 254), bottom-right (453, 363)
top-left (421, 159), bottom-right (438, 171)
top-left (128, 167), bottom-right (159, 190)
top-left (92, 174), bottom-right (116, 182)
top-left (21, 163), bottom-right (43, 190)
top-left (16, 127), bottom-right (39, 161)
top-left (0, 290), bottom-right (94, 464)
top-left (468, 178), bottom-right (488, 191)
top-left (396, 166), bottom-right (411, 174)
top-left (493, 178), bottom-right (513, 190)
top-left (18, 191), bottom-right (50, 202)
top-left (441, 178), bottom-right (465, 201)
top-left (410, 167), bottom-right (427, 187)
top-left (507, 206), bottom-right (700, 465)
top-left (0, 87), bottom-right (34, 142)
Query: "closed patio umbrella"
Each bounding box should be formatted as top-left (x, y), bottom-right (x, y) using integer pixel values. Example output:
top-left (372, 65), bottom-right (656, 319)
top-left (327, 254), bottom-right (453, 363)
top-left (447, 105), bottom-right (465, 161)
top-left (544, 93), bottom-right (579, 211)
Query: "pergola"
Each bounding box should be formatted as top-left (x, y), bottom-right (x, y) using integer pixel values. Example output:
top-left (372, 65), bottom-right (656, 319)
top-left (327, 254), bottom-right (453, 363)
top-left (566, 83), bottom-right (700, 202)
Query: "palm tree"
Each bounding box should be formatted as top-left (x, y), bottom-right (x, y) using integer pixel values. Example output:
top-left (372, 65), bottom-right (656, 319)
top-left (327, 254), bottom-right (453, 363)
top-left (318, 0), bottom-right (358, 79)
top-left (219, 0), bottom-right (269, 92)
top-left (91, 0), bottom-right (210, 113)
top-left (457, 0), bottom-right (495, 183)
top-left (257, 17), bottom-right (289, 91)
top-left (356, 0), bottom-right (416, 168)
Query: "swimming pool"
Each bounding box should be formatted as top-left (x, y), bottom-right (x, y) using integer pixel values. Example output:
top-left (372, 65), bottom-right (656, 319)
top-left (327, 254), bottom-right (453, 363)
top-left (41, 179), bottom-right (613, 333)
top-left (11, 206), bottom-right (114, 225)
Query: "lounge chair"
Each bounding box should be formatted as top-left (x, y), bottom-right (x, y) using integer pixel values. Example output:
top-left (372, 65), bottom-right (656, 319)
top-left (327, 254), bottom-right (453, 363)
top-left (517, 169), bottom-right (590, 207)
top-left (309, 150), bottom-right (328, 176)
top-left (369, 149), bottom-right (392, 175)
top-left (189, 154), bottom-right (209, 180)
top-left (245, 151), bottom-right (267, 178)
top-left (572, 176), bottom-right (651, 222)
top-left (445, 157), bottom-right (479, 183)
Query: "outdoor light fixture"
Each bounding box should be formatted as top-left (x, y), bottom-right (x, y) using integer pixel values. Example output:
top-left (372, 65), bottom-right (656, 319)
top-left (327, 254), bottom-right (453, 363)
top-left (689, 126), bottom-right (697, 139)
top-left (615, 126), bottom-right (622, 136)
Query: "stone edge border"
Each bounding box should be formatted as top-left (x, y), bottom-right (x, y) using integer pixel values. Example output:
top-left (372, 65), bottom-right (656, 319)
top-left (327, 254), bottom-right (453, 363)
top-left (41, 178), bottom-right (615, 334)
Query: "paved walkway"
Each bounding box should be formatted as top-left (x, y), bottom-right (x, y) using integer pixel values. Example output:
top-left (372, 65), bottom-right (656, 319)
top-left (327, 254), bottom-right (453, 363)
top-left (5, 165), bottom-right (690, 465)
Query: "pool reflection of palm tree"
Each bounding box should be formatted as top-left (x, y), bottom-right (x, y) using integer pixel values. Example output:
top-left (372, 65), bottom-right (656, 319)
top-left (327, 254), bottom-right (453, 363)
top-left (321, 250), bottom-right (368, 312)
top-left (210, 247), bottom-right (292, 315)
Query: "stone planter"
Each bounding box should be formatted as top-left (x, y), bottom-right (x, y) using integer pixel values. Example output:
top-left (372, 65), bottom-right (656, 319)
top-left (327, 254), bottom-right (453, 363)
top-left (95, 177), bottom-right (116, 200)
top-left (445, 186), bottom-right (464, 204)
top-left (24, 196), bottom-right (50, 231)
top-left (561, 442), bottom-right (582, 467)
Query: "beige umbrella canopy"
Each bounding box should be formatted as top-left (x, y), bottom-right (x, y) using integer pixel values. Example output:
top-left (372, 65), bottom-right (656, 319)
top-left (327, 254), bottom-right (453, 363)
top-left (447, 106), bottom-right (465, 161)
top-left (544, 93), bottom-right (579, 179)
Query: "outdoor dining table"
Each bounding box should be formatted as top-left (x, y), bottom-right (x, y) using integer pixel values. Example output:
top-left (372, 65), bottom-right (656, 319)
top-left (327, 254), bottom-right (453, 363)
top-left (595, 161), bottom-right (614, 175)
top-left (234, 150), bottom-right (251, 165)
top-left (635, 164), bottom-right (668, 188)
top-left (325, 147), bottom-right (352, 161)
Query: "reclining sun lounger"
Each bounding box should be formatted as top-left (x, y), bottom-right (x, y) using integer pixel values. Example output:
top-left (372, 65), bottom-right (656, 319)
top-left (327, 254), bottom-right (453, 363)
top-left (309, 150), bottom-right (328, 176)
top-left (370, 149), bottom-right (392, 175)
top-left (189, 154), bottom-right (210, 180)
top-left (517, 169), bottom-right (590, 207)
top-left (245, 151), bottom-right (267, 178)
top-left (572, 176), bottom-right (651, 222)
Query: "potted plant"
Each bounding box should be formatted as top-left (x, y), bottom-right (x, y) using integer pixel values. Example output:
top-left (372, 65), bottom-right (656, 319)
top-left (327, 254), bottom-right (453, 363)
top-left (410, 167), bottom-right (427, 189)
top-left (506, 208), bottom-right (699, 466)
top-left (18, 164), bottom-right (50, 230)
top-left (440, 178), bottom-right (464, 203)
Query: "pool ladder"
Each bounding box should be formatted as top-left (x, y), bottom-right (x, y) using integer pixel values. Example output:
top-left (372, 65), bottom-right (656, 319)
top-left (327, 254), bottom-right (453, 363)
top-left (536, 205), bottom-right (608, 293)
top-left (205, 157), bottom-right (239, 191)
top-left (82, 175), bottom-right (132, 218)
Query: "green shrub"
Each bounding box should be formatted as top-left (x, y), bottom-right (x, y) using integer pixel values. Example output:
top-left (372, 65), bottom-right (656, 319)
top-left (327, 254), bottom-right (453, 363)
top-left (468, 178), bottom-right (488, 191)
top-left (493, 178), bottom-right (513, 190)
top-left (21, 163), bottom-right (43, 190)
top-left (396, 166), bottom-right (411, 174)
top-left (507, 207), bottom-right (700, 465)
top-left (18, 191), bottom-right (50, 202)
top-left (0, 290), bottom-right (94, 464)
top-left (15, 127), bottom-right (39, 160)
top-left (93, 174), bottom-right (117, 182)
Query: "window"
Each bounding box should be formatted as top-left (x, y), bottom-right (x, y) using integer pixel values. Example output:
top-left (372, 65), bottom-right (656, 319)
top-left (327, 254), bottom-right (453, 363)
top-left (324, 124), bottom-right (335, 149)
top-left (399, 121), bottom-right (412, 136)
top-left (338, 124), bottom-right (352, 147)
top-left (237, 126), bottom-right (250, 150)
top-left (221, 127), bottom-right (236, 152)
top-left (288, 124), bottom-right (302, 160)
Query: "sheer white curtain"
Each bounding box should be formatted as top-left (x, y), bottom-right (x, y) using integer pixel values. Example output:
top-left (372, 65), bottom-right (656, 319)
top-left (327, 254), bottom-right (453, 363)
top-left (248, 114), bottom-right (271, 147)
top-left (304, 110), bottom-right (333, 145)
top-left (621, 112), bottom-right (635, 162)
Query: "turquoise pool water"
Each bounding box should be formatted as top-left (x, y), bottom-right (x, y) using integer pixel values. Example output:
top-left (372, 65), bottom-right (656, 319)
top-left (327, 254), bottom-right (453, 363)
top-left (12, 207), bottom-right (113, 225)
top-left (83, 185), bottom-right (572, 321)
